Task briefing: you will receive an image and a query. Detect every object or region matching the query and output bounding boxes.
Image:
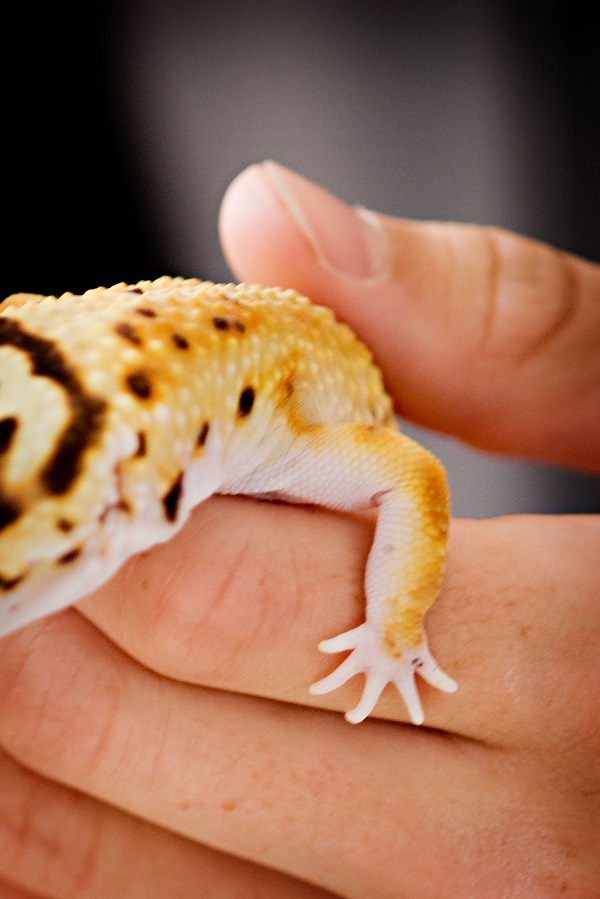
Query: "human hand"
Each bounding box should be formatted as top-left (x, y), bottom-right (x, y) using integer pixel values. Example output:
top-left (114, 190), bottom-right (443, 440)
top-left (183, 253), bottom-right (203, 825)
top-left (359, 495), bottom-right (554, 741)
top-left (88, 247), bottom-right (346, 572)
top-left (1, 163), bottom-right (599, 897)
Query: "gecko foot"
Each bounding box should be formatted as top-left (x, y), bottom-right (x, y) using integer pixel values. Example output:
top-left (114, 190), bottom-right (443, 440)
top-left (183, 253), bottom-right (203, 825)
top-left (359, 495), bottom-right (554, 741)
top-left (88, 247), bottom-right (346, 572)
top-left (309, 623), bottom-right (457, 725)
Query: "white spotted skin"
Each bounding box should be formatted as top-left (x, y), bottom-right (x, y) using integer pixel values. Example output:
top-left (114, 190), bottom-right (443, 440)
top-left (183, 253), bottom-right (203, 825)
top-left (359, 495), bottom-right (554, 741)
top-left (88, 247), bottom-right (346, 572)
top-left (0, 277), bottom-right (455, 724)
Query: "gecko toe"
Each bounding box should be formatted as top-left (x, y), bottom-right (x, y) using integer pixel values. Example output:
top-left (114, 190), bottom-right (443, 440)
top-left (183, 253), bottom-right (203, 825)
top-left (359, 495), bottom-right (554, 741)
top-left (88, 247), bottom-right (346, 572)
top-left (317, 623), bottom-right (366, 654)
top-left (344, 668), bottom-right (390, 723)
top-left (409, 645), bottom-right (458, 694)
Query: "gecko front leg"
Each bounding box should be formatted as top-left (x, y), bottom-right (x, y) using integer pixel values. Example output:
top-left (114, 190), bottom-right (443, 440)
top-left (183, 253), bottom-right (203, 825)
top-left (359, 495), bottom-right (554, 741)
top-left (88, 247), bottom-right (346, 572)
top-left (224, 422), bottom-right (457, 724)
top-left (309, 425), bottom-right (456, 723)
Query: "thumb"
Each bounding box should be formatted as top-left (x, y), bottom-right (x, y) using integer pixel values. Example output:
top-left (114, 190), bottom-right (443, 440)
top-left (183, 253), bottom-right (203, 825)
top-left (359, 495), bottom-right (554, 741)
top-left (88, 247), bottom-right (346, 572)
top-left (219, 162), bottom-right (600, 472)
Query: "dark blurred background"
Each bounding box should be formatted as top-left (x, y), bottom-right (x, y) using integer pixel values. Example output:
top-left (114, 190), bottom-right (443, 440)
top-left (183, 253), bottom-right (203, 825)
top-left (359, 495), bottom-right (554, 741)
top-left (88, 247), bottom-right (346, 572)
top-left (3, 1), bottom-right (599, 517)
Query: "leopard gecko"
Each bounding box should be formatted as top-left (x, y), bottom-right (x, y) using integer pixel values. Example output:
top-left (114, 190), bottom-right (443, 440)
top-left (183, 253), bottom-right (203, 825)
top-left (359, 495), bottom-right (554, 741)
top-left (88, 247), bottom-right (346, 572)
top-left (0, 277), bottom-right (456, 724)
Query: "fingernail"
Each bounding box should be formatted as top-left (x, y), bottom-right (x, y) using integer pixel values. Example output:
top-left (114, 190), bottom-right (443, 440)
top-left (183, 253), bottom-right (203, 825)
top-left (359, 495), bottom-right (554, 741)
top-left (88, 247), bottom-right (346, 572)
top-left (261, 161), bottom-right (389, 279)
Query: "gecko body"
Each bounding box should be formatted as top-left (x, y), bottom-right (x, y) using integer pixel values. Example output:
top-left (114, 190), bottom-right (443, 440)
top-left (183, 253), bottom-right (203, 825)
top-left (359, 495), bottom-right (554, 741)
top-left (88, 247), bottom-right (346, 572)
top-left (0, 277), bottom-right (455, 723)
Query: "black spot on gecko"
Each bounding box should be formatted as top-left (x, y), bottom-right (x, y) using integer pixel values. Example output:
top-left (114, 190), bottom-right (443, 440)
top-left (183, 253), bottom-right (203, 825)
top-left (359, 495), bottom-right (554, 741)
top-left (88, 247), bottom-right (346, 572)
top-left (114, 322), bottom-right (142, 345)
top-left (127, 288), bottom-right (144, 294)
top-left (197, 421), bottom-right (210, 447)
top-left (134, 431), bottom-right (147, 457)
top-left (135, 307), bottom-right (156, 318)
top-left (44, 399), bottom-right (106, 495)
top-left (162, 472), bottom-right (183, 522)
top-left (0, 572), bottom-right (24, 590)
top-left (57, 518), bottom-right (75, 532)
top-left (171, 333), bottom-right (189, 350)
top-left (212, 316), bottom-right (245, 334)
top-left (0, 317), bottom-right (107, 496)
top-left (57, 546), bottom-right (82, 564)
top-left (237, 386), bottom-right (255, 417)
top-left (0, 417), bottom-right (17, 454)
top-left (0, 499), bottom-right (21, 531)
top-left (126, 371), bottom-right (152, 400)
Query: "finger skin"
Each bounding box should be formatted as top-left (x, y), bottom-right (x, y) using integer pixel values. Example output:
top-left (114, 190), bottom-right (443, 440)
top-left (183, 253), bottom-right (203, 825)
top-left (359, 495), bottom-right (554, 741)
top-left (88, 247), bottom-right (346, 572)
top-left (1, 499), bottom-right (599, 896)
top-left (1, 612), bottom-right (597, 898)
top-left (219, 163), bottom-right (600, 471)
top-left (0, 747), bottom-right (333, 899)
